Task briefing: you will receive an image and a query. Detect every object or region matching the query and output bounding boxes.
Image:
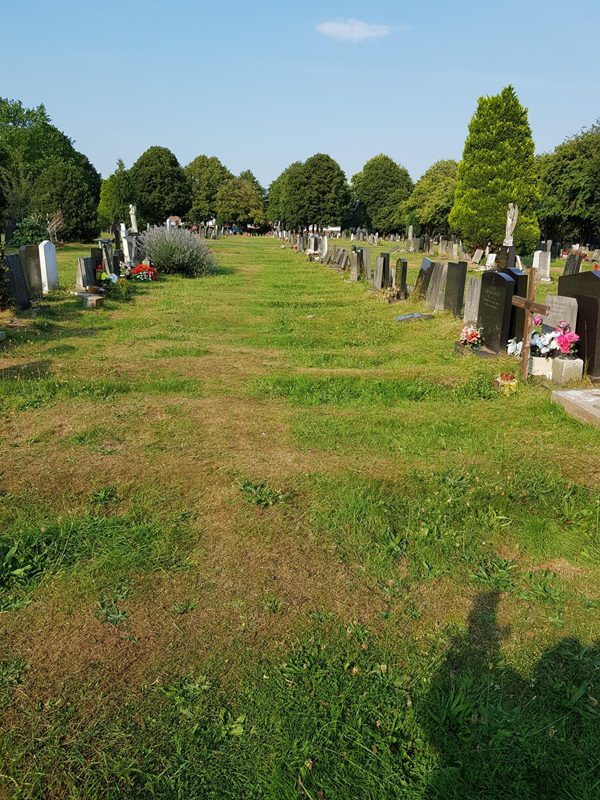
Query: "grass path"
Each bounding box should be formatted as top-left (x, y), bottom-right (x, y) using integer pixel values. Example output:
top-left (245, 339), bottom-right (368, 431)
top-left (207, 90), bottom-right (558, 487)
top-left (1, 239), bottom-right (600, 798)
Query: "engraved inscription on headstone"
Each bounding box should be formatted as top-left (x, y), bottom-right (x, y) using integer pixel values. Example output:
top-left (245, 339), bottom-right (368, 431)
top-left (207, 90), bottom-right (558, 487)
top-left (3, 253), bottom-right (31, 310)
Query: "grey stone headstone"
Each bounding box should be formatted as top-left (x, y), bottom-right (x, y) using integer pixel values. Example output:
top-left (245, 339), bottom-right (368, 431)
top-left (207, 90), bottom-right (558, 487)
top-left (373, 257), bottom-right (384, 291)
top-left (389, 246), bottom-right (400, 254)
top-left (102, 241), bottom-right (113, 275)
top-left (76, 257), bottom-right (95, 291)
top-left (19, 245), bottom-right (43, 300)
top-left (444, 261), bottom-right (467, 318)
top-left (380, 252), bottom-right (390, 287)
top-left (425, 262), bottom-right (448, 312)
top-left (477, 271), bottom-right (516, 354)
top-left (472, 248), bottom-right (484, 265)
top-left (464, 277), bottom-right (482, 324)
top-left (363, 248), bottom-right (371, 281)
top-left (537, 251), bottom-right (552, 282)
top-left (3, 253), bottom-right (31, 310)
top-left (545, 240), bottom-right (553, 253)
top-left (542, 295), bottom-right (578, 335)
top-left (350, 252), bottom-right (359, 281)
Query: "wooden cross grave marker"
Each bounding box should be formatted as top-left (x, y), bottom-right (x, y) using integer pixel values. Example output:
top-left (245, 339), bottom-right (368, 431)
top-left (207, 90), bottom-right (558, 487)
top-left (511, 266), bottom-right (550, 381)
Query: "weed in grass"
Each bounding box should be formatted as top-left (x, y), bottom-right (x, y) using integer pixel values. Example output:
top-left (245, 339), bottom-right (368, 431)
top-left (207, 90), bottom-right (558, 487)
top-left (171, 599), bottom-right (196, 615)
top-left (241, 479), bottom-right (286, 509)
top-left (262, 594), bottom-right (284, 615)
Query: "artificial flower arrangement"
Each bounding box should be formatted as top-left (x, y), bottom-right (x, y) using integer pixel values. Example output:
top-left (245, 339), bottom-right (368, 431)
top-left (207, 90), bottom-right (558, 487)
top-left (459, 325), bottom-right (484, 349)
top-left (530, 316), bottom-right (579, 359)
top-left (131, 264), bottom-right (158, 282)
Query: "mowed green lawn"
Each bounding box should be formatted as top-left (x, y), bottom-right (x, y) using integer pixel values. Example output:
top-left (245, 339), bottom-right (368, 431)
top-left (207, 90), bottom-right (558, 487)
top-left (1, 238), bottom-right (600, 799)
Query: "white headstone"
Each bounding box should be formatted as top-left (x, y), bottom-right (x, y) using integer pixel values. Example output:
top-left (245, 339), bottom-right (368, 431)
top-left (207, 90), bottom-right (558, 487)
top-left (484, 253), bottom-right (496, 270)
top-left (38, 240), bottom-right (59, 294)
top-left (323, 235), bottom-right (328, 256)
top-left (120, 223), bottom-right (132, 262)
top-left (472, 248), bottom-right (484, 264)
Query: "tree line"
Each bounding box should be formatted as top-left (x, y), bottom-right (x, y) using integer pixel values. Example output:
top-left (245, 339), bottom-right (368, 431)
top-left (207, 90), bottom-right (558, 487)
top-left (1, 89), bottom-right (599, 250)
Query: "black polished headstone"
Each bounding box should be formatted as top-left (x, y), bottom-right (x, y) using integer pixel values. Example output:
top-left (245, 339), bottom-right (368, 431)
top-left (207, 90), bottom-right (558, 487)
top-left (414, 257), bottom-right (435, 299)
top-left (19, 245), bottom-right (43, 300)
top-left (396, 258), bottom-right (408, 299)
top-left (3, 254), bottom-right (31, 310)
top-left (498, 266), bottom-right (527, 341)
top-left (563, 254), bottom-right (582, 276)
top-left (477, 271), bottom-right (515, 354)
top-left (558, 270), bottom-right (600, 376)
top-left (443, 261), bottom-right (467, 318)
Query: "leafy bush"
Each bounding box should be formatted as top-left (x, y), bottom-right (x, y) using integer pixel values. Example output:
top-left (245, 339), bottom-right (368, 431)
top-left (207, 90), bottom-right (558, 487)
top-left (9, 215), bottom-right (48, 246)
top-left (140, 226), bottom-right (217, 277)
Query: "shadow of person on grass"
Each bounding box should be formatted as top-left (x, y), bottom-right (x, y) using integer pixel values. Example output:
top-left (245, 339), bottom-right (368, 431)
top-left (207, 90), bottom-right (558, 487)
top-left (422, 592), bottom-right (600, 799)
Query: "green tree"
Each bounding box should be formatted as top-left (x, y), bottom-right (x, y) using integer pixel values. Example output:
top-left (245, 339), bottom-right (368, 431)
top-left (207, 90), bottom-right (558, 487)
top-left (277, 161), bottom-right (307, 228)
top-left (403, 160), bottom-right (458, 235)
top-left (34, 161), bottom-right (99, 242)
top-left (538, 124), bottom-right (600, 242)
top-left (239, 169), bottom-right (266, 208)
top-left (302, 154), bottom-right (350, 229)
top-left (131, 146), bottom-right (191, 225)
top-left (216, 177), bottom-right (265, 227)
top-left (352, 154), bottom-right (413, 233)
top-left (0, 98), bottom-right (101, 220)
top-left (97, 159), bottom-right (136, 230)
top-left (449, 86), bottom-right (540, 252)
top-left (185, 155), bottom-right (232, 222)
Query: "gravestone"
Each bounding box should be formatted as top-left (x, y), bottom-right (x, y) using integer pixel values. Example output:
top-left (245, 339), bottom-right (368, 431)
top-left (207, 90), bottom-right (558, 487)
top-left (558, 271), bottom-right (600, 375)
top-left (439, 239), bottom-right (448, 256)
top-left (563, 254), bottom-right (582, 276)
top-left (390, 246), bottom-right (400, 254)
top-left (3, 253), bottom-right (31, 310)
top-left (551, 243), bottom-right (559, 260)
top-left (111, 216), bottom-right (121, 249)
top-left (425, 262), bottom-right (448, 312)
top-left (541, 295), bottom-right (578, 335)
top-left (101, 241), bottom-right (113, 275)
top-left (477, 271), bottom-right (515, 354)
top-left (472, 249), bottom-right (484, 265)
top-left (396, 258), bottom-right (408, 299)
top-left (380, 252), bottom-right (390, 288)
top-left (363, 248), bottom-right (371, 281)
top-left (76, 257), bottom-right (95, 291)
top-left (498, 266), bottom-right (527, 341)
top-left (414, 257), bottom-right (435, 299)
top-left (373, 257), bottom-right (384, 291)
top-left (464, 277), bottom-right (482, 324)
top-left (484, 253), bottom-right (497, 270)
top-left (19, 245), bottom-right (43, 300)
top-left (4, 224), bottom-right (17, 245)
top-left (451, 243), bottom-right (459, 260)
top-left (545, 239), bottom-right (553, 254)
top-left (91, 247), bottom-right (103, 276)
top-left (350, 252), bottom-right (359, 281)
top-left (538, 250), bottom-right (552, 283)
top-left (38, 240), bottom-right (59, 294)
top-left (496, 245), bottom-right (516, 271)
top-left (444, 261), bottom-right (467, 318)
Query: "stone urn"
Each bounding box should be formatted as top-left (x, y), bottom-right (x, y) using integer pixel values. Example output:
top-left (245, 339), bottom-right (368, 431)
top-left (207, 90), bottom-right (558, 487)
top-left (529, 355), bottom-right (553, 378)
top-left (552, 357), bottom-right (584, 386)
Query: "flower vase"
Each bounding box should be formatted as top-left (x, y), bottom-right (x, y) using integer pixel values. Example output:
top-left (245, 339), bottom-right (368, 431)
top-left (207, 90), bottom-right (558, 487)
top-left (552, 357), bottom-right (584, 385)
top-left (529, 355), bottom-right (553, 378)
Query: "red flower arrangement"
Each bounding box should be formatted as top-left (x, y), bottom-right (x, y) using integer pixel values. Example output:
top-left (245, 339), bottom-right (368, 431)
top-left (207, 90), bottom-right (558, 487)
top-left (131, 264), bottom-right (158, 282)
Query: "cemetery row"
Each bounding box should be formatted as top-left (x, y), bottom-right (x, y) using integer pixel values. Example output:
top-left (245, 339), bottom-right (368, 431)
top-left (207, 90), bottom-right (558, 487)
top-left (1, 208), bottom-right (154, 318)
top-left (300, 235), bottom-right (600, 388)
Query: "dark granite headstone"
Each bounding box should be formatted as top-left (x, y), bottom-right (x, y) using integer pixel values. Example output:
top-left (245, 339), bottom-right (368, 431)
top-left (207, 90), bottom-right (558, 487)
top-left (550, 243), bottom-right (558, 260)
top-left (396, 258), bottom-right (408, 299)
top-left (443, 261), bottom-right (467, 318)
top-left (76, 257), bottom-right (96, 291)
top-left (558, 271), bottom-right (600, 375)
top-left (19, 245), bottom-right (43, 300)
top-left (563, 254), bottom-right (582, 276)
top-left (414, 257), bottom-right (435, 299)
top-left (3, 253), bottom-right (31, 310)
top-left (4, 224), bottom-right (17, 245)
top-left (477, 271), bottom-right (515, 354)
top-left (496, 245), bottom-right (516, 271)
top-left (498, 266), bottom-right (527, 341)
top-left (380, 252), bottom-right (390, 288)
top-left (91, 247), bottom-right (103, 275)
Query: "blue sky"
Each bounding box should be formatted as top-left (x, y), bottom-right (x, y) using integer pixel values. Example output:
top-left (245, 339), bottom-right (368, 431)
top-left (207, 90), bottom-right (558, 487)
top-left (4, 0), bottom-right (598, 186)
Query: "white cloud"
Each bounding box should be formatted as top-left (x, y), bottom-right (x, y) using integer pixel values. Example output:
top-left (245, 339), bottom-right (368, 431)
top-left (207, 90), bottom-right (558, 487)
top-left (316, 19), bottom-right (393, 43)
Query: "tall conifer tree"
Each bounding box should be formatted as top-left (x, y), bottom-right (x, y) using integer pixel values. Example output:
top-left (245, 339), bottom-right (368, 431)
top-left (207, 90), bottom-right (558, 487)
top-left (449, 86), bottom-right (539, 252)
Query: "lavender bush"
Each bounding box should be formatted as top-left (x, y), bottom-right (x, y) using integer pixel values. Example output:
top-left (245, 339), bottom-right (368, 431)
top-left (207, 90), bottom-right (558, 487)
top-left (140, 226), bottom-right (217, 277)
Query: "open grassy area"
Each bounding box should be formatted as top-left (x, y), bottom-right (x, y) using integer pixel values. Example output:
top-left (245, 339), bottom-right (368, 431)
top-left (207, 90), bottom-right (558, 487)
top-left (1, 239), bottom-right (600, 799)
